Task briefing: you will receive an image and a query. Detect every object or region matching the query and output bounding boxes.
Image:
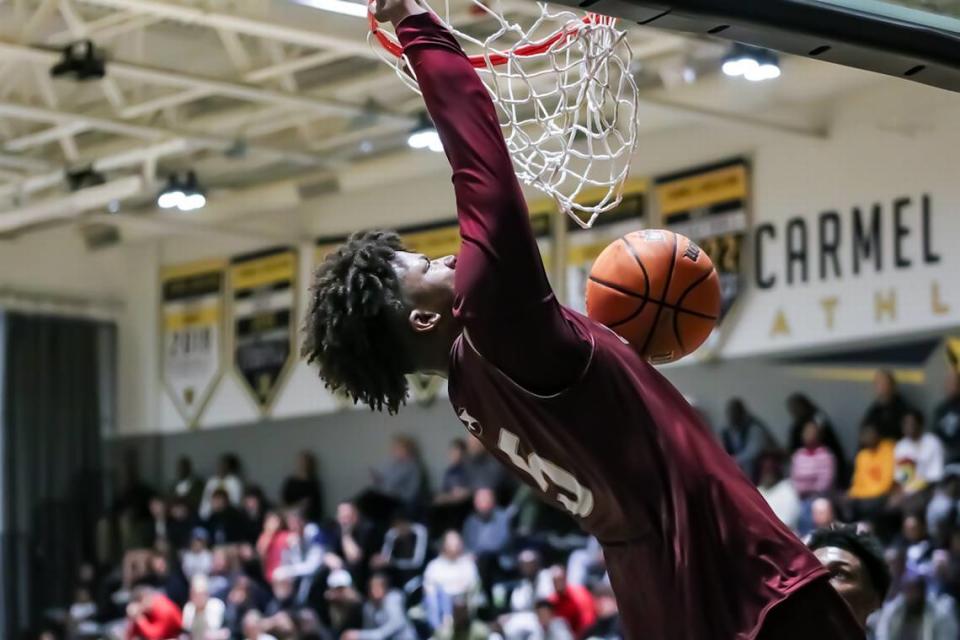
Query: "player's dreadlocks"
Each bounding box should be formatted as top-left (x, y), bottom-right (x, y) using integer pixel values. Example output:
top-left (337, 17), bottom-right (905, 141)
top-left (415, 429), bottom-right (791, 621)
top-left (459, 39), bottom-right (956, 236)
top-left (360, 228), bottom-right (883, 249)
top-left (807, 524), bottom-right (891, 599)
top-left (302, 230), bottom-right (411, 414)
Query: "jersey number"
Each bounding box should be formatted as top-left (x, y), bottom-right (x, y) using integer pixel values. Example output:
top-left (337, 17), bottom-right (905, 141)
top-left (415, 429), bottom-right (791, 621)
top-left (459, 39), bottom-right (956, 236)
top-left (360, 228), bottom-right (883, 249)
top-left (497, 429), bottom-right (594, 518)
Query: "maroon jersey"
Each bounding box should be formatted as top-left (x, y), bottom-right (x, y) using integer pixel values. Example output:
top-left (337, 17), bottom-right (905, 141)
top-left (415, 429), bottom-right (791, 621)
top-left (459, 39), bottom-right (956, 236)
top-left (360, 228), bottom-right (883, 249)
top-left (398, 14), bottom-right (845, 640)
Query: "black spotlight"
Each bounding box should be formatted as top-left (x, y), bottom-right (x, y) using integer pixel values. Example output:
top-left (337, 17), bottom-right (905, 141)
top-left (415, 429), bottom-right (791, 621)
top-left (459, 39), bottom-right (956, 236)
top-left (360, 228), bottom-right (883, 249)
top-left (66, 166), bottom-right (107, 191)
top-left (50, 40), bottom-right (106, 81)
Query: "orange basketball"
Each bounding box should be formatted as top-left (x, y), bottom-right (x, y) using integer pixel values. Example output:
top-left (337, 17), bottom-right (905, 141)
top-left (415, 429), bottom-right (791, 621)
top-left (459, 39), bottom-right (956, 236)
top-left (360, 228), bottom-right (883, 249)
top-left (585, 229), bottom-right (721, 364)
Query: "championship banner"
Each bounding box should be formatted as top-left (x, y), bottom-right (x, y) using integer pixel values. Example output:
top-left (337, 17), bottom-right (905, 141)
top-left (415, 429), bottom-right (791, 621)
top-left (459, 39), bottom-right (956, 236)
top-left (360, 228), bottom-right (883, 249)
top-left (161, 259), bottom-right (226, 427)
top-left (558, 178), bottom-right (648, 313)
top-left (948, 337), bottom-right (960, 372)
top-left (230, 247), bottom-right (298, 414)
top-left (655, 158), bottom-right (750, 323)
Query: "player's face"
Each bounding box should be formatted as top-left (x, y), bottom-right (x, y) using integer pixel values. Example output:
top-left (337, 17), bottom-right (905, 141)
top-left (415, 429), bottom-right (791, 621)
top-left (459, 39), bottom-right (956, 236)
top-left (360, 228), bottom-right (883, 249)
top-left (813, 546), bottom-right (880, 626)
top-left (393, 251), bottom-right (457, 330)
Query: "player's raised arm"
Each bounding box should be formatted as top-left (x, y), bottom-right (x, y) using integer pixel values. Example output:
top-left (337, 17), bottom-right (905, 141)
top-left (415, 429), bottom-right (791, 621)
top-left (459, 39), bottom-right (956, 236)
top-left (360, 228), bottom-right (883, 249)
top-left (383, 1), bottom-right (590, 391)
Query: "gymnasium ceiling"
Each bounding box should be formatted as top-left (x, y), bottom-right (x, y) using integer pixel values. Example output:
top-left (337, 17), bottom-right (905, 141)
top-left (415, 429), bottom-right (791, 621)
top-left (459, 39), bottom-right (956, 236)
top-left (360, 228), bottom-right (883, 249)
top-left (0, 0), bottom-right (885, 242)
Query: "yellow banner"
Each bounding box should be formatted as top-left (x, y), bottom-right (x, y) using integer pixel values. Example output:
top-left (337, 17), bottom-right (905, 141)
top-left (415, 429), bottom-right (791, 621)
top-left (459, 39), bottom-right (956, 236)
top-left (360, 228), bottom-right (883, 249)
top-left (948, 337), bottom-right (960, 371)
top-left (231, 251), bottom-right (296, 290)
top-left (161, 257), bottom-right (227, 282)
top-left (401, 224), bottom-right (461, 259)
top-left (164, 306), bottom-right (220, 331)
top-left (657, 164), bottom-right (748, 219)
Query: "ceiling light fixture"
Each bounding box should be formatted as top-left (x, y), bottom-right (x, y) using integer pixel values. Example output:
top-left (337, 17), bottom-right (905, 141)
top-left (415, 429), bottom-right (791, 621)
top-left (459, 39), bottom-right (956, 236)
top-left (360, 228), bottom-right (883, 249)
top-left (722, 45), bottom-right (781, 82)
top-left (157, 171), bottom-right (206, 212)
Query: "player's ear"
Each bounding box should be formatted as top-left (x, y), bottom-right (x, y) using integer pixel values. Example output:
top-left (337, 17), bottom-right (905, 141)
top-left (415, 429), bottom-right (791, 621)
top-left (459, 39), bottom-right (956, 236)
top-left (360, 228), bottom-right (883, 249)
top-left (409, 308), bottom-right (442, 333)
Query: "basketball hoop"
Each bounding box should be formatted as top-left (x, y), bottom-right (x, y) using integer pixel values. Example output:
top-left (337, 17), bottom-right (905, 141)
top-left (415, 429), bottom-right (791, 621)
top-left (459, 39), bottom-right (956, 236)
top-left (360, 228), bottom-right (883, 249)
top-left (369, 2), bottom-right (640, 229)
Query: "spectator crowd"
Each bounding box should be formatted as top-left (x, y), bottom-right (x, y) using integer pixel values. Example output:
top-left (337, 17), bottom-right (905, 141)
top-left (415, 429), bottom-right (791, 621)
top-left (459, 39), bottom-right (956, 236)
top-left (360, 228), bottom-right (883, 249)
top-left (46, 367), bottom-right (960, 640)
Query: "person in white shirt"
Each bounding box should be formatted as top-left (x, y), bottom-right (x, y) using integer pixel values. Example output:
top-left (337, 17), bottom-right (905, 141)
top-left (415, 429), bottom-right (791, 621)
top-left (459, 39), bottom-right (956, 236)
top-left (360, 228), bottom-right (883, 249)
top-left (182, 528), bottom-right (214, 581)
top-left (181, 575), bottom-right (227, 640)
top-left (755, 454), bottom-right (801, 532)
top-left (894, 410), bottom-right (946, 496)
top-left (199, 454), bottom-right (244, 520)
top-left (424, 531), bottom-right (480, 628)
top-left (241, 610), bottom-right (279, 640)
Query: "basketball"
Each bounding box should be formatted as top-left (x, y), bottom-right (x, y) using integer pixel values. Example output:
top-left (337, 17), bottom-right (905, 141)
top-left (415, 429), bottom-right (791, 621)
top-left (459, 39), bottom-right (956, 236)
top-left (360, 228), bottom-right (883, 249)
top-left (586, 229), bottom-right (721, 364)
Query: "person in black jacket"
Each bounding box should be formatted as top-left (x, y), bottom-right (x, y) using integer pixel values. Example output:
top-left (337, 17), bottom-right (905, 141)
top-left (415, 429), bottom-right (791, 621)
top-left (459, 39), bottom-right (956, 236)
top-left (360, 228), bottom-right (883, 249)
top-left (787, 393), bottom-right (848, 486)
top-left (204, 488), bottom-right (247, 546)
top-left (933, 370), bottom-right (960, 464)
top-left (861, 370), bottom-right (916, 442)
top-left (282, 451), bottom-right (324, 521)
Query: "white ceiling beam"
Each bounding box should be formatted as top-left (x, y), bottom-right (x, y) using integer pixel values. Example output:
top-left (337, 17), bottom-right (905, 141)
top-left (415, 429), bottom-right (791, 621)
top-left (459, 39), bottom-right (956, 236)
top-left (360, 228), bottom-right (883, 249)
top-left (5, 121), bottom-right (89, 152)
top-left (0, 100), bottom-right (327, 166)
top-left (0, 153), bottom-right (52, 172)
top-left (76, 0), bottom-right (379, 59)
top-left (0, 39), bottom-right (410, 125)
top-left (20, 0), bottom-right (60, 43)
top-left (245, 50), bottom-right (347, 83)
top-left (0, 175), bottom-right (144, 234)
top-left (47, 10), bottom-right (161, 44)
top-left (217, 29), bottom-right (254, 73)
top-left (0, 138), bottom-right (194, 202)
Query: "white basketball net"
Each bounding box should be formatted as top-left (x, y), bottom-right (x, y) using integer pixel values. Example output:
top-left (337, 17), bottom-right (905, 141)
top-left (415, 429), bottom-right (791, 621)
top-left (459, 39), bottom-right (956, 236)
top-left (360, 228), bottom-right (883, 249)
top-left (370, 2), bottom-right (640, 228)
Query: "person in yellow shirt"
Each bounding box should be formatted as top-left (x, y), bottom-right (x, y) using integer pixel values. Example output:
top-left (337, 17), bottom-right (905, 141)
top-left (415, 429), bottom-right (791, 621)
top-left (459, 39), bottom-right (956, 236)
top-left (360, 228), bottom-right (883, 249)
top-left (848, 422), bottom-right (896, 522)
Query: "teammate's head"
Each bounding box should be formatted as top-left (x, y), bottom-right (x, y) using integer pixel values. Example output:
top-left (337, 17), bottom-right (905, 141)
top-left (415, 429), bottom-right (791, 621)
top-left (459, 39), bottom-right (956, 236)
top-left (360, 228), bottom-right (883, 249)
top-left (303, 231), bottom-right (458, 413)
top-left (807, 524), bottom-right (890, 626)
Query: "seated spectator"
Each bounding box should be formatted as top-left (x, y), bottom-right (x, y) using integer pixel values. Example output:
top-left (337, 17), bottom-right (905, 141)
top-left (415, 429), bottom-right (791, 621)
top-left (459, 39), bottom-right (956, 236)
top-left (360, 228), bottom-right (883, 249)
top-left (786, 393), bottom-right (847, 483)
top-left (894, 410), bottom-right (945, 496)
top-left (323, 570), bottom-right (364, 637)
top-left (207, 547), bottom-right (240, 597)
top-left (547, 565), bottom-right (596, 637)
top-left (272, 508), bottom-right (340, 602)
top-left (848, 422), bottom-right (896, 522)
top-left (170, 456), bottom-right (204, 513)
top-left (423, 531), bottom-right (481, 628)
top-left (264, 576), bottom-right (297, 617)
top-left (807, 524), bottom-right (891, 627)
top-left (182, 528), bottom-right (213, 581)
top-left (240, 486), bottom-right (268, 546)
top-left (863, 369), bottom-right (916, 442)
top-left (341, 573), bottom-right (417, 640)
top-left (204, 488), bottom-right (247, 546)
top-left (462, 488), bottom-right (513, 591)
top-left (281, 450), bottom-right (324, 521)
top-left (901, 514), bottom-right (934, 577)
top-left (496, 549), bottom-right (553, 639)
top-left (534, 600), bottom-right (575, 640)
top-left (926, 466), bottom-right (960, 541)
top-left (810, 497), bottom-right (838, 532)
top-left (256, 512), bottom-right (289, 583)
top-left (124, 585), bottom-right (182, 640)
top-left (875, 571), bottom-right (958, 640)
top-left (329, 501), bottom-right (379, 588)
top-left (200, 454), bottom-right (244, 520)
top-left (241, 610), bottom-right (278, 640)
top-left (791, 421), bottom-right (837, 499)
top-left (431, 440), bottom-right (474, 535)
top-left (363, 435), bottom-right (429, 523)
top-left (755, 453), bottom-right (800, 531)
top-left (431, 597), bottom-right (491, 640)
top-left (933, 369), bottom-right (960, 464)
top-left (167, 497), bottom-right (196, 551)
top-left (66, 586), bottom-right (98, 639)
top-left (580, 583), bottom-right (623, 640)
top-left (721, 398), bottom-right (773, 479)
top-left (181, 575), bottom-right (227, 640)
top-left (565, 536), bottom-right (606, 590)
top-left (223, 576), bottom-right (268, 640)
top-left (463, 436), bottom-right (512, 501)
top-left (145, 497), bottom-right (170, 550)
top-left (371, 510), bottom-right (429, 589)
top-left (141, 551), bottom-right (188, 607)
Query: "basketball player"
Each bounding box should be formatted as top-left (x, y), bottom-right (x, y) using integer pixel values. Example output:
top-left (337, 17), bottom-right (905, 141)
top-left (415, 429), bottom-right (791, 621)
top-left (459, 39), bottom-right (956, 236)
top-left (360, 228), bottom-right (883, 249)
top-left (304, 2), bottom-right (863, 637)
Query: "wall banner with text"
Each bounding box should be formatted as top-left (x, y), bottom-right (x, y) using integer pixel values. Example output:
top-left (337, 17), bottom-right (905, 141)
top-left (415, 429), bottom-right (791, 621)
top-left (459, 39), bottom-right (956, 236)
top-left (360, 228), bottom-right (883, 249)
top-left (655, 158), bottom-right (750, 324)
top-left (161, 259), bottom-right (226, 427)
top-left (230, 247), bottom-right (298, 414)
